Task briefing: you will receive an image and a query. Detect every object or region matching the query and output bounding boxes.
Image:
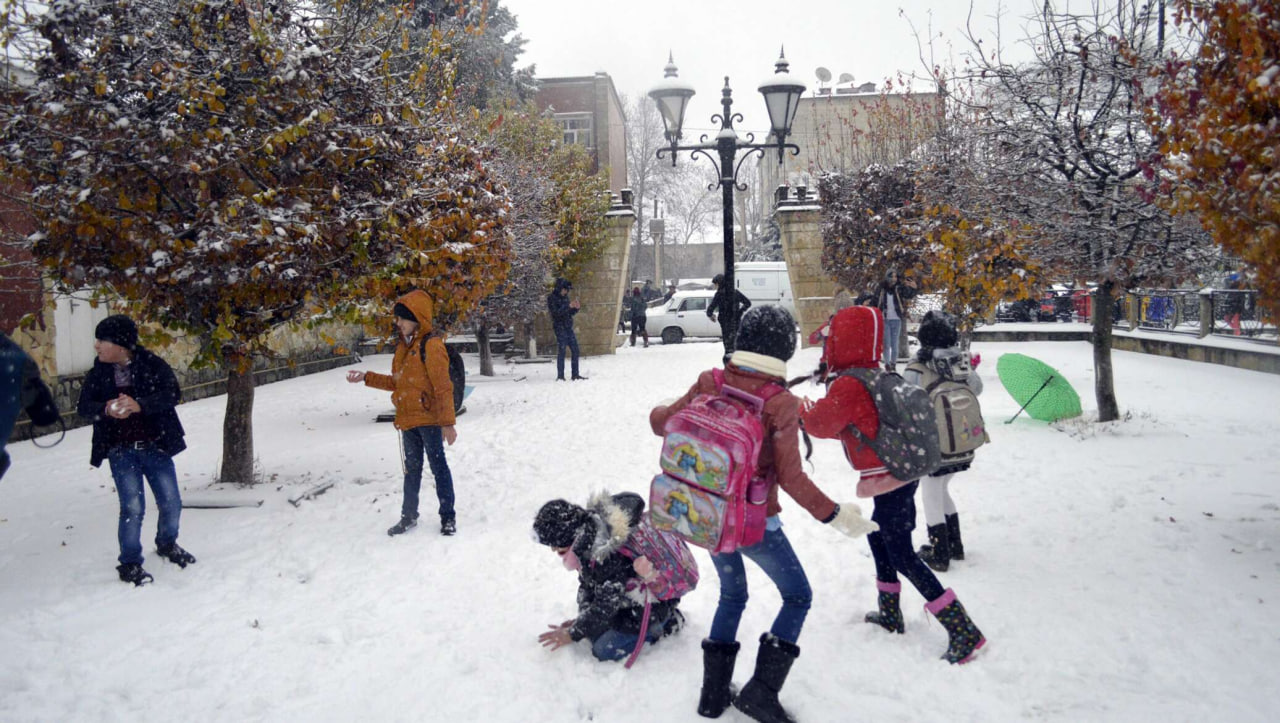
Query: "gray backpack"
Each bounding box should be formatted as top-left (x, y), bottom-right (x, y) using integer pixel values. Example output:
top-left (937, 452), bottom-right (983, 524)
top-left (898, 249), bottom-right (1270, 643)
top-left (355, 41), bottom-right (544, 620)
top-left (839, 368), bottom-right (941, 482)
top-left (906, 350), bottom-right (988, 474)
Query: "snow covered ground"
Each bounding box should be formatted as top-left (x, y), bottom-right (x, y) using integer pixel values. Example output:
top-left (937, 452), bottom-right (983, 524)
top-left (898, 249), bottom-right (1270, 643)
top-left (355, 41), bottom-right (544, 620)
top-left (2, 337), bottom-right (1278, 722)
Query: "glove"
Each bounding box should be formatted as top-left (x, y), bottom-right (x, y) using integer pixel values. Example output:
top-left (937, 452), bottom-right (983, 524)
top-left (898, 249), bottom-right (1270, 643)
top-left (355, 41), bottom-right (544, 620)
top-left (970, 353), bottom-right (982, 369)
top-left (828, 503), bottom-right (879, 538)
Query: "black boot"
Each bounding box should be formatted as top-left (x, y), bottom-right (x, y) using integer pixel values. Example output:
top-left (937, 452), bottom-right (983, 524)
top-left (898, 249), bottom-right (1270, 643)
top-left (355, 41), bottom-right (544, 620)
top-left (946, 513), bottom-right (965, 561)
top-left (440, 517), bottom-right (456, 536)
top-left (926, 589), bottom-right (986, 664)
top-left (387, 515), bottom-right (418, 536)
top-left (732, 633), bottom-right (799, 723)
top-left (917, 523), bottom-right (950, 572)
top-left (864, 580), bottom-right (905, 634)
top-left (117, 563), bottom-right (153, 586)
top-left (156, 542), bottom-right (197, 568)
top-left (697, 639), bottom-right (740, 718)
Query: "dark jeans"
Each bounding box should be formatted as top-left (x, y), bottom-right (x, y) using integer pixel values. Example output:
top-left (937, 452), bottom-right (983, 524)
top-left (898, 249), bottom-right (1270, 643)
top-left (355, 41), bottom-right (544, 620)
top-left (718, 319), bottom-right (737, 355)
top-left (590, 608), bottom-right (672, 662)
top-left (867, 481), bottom-right (945, 601)
top-left (555, 329), bottom-right (580, 378)
top-left (708, 525), bottom-right (812, 645)
top-left (402, 425), bottom-right (454, 521)
top-left (630, 317), bottom-right (648, 346)
top-left (107, 445), bottom-right (182, 565)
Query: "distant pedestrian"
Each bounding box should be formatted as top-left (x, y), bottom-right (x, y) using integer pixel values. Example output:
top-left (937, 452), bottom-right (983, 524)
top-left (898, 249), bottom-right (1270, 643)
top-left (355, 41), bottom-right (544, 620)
top-left (1, 332), bottom-right (60, 482)
top-left (874, 271), bottom-right (917, 371)
top-left (628, 288), bottom-right (650, 348)
top-left (662, 284), bottom-right (677, 304)
top-left (1224, 272), bottom-right (1245, 336)
top-left (641, 279), bottom-right (660, 303)
top-left (76, 315), bottom-right (194, 586)
top-left (346, 290), bottom-right (458, 537)
top-left (547, 278), bottom-right (586, 381)
top-left (707, 273), bottom-right (752, 356)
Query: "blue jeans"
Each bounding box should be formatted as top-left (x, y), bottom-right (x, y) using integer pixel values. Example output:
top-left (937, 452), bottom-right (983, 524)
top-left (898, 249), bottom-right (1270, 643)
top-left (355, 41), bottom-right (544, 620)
top-left (884, 318), bottom-right (903, 366)
top-left (708, 525), bottom-right (812, 645)
top-left (555, 329), bottom-right (580, 379)
top-left (590, 609), bottom-right (671, 662)
top-left (868, 481), bottom-right (946, 601)
top-left (402, 426), bottom-right (454, 521)
top-left (107, 445), bottom-right (182, 566)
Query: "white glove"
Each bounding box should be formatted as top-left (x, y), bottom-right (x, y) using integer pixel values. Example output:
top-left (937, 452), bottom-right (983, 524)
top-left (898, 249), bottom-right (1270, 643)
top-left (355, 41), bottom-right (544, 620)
top-left (829, 503), bottom-right (879, 538)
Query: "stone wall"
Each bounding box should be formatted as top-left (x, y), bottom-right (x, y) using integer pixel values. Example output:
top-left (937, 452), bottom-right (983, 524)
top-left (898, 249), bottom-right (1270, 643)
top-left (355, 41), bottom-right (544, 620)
top-left (775, 189), bottom-right (834, 348)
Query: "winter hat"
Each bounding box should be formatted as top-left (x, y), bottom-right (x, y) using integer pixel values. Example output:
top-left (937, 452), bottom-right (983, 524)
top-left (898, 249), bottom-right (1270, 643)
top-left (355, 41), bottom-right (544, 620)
top-left (533, 499), bottom-right (588, 548)
top-left (392, 303), bottom-right (417, 323)
top-left (94, 315), bottom-right (138, 350)
top-left (735, 305), bottom-right (797, 362)
top-left (917, 310), bottom-right (959, 350)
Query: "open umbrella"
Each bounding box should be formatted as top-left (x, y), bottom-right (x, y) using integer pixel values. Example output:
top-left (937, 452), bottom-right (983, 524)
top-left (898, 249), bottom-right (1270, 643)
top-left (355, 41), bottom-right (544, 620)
top-left (996, 353), bottom-right (1083, 423)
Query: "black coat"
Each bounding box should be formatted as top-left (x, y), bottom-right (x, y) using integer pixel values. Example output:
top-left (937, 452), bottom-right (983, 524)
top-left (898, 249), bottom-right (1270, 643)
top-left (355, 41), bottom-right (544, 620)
top-left (569, 492), bottom-right (679, 643)
top-left (627, 294), bottom-right (648, 320)
top-left (547, 278), bottom-right (578, 336)
top-left (76, 346), bottom-right (186, 468)
top-left (1, 333), bottom-right (60, 481)
top-left (707, 288), bottom-right (752, 325)
top-left (876, 282), bottom-right (918, 319)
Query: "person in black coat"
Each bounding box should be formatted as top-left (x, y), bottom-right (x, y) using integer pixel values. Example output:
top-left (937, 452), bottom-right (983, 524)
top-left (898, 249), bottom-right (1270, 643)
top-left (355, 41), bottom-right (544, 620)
top-left (76, 315), bottom-right (194, 586)
top-left (1, 332), bottom-right (61, 481)
top-left (534, 491), bottom-right (682, 662)
top-left (874, 270), bottom-right (917, 371)
top-left (627, 288), bottom-right (650, 348)
top-left (547, 278), bottom-right (586, 380)
top-left (707, 273), bottom-right (752, 355)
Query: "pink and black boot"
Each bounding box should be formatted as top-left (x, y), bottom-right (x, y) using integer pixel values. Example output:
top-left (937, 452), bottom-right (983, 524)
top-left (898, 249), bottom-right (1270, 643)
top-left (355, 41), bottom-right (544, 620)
top-left (925, 588), bottom-right (985, 664)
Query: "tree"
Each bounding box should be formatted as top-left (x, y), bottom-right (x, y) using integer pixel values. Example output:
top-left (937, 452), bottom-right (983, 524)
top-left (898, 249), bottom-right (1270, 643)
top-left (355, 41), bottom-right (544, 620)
top-left (0, 0), bottom-right (511, 483)
top-left (1144, 0), bottom-right (1280, 321)
top-left (819, 161), bottom-right (926, 294)
top-left (954, 0), bottom-right (1212, 421)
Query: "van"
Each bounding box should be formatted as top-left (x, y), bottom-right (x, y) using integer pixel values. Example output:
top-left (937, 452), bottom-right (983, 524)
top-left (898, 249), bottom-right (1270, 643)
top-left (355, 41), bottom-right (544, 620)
top-left (734, 262), bottom-right (795, 318)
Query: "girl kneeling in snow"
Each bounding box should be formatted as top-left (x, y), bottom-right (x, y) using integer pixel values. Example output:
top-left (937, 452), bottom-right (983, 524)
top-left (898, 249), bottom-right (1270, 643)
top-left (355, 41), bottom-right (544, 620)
top-left (533, 492), bottom-right (683, 662)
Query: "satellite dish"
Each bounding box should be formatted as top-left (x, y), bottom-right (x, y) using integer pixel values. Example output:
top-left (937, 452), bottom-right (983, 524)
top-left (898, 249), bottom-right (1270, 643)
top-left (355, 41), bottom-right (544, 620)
top-left (838, 72), bottom-right (855, 84)
top-left (815, 67), bottom-right (832, 83)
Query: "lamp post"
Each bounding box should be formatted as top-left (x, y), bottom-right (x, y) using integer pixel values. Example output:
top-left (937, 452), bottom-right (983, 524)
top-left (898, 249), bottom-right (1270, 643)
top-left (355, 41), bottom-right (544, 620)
top-left (648, 49), bottom-right (805, 353)
top-left (649, 215), bottom-right (665, 289)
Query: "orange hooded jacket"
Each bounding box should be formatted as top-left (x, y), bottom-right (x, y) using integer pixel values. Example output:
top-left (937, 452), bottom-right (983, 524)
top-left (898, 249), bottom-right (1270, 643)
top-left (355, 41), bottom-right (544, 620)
top-left (363, 290), bottom-right (456, 430)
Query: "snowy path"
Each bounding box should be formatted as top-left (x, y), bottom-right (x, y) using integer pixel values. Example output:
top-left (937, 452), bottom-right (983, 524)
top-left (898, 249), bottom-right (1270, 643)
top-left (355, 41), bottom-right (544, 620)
top-left (2, 338), bottom-right (1278, 722)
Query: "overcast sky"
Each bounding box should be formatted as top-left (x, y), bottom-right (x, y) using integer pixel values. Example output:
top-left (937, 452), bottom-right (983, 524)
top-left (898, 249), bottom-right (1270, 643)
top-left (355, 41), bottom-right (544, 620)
top-left (501, 0), bottom-right (1051, 136)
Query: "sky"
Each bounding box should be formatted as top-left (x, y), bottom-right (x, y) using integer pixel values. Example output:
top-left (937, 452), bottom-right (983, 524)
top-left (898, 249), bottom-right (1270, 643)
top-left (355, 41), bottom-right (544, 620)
top-left (502, 0), bottom-right (1047, 136)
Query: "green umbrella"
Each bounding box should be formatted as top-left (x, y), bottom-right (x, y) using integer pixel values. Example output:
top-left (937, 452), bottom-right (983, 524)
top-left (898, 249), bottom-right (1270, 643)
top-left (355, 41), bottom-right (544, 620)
top-left (996, 353), bottom-right (1083, 423)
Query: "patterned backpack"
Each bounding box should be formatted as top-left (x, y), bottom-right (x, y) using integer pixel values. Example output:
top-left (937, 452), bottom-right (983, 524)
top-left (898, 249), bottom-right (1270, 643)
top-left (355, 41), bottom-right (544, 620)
top-left (906, 349), bottom-right (988, 474)
top-left (839, 368), bottom-right (941, 482)
top-left (617, 513), bottom-right (699, 669)
top-left (649, 369), bottom-right (782, 553)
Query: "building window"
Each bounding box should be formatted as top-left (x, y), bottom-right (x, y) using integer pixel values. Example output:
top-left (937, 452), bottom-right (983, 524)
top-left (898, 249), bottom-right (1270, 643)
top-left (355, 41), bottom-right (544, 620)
top-left (556, 113), bottom-right (593, 148)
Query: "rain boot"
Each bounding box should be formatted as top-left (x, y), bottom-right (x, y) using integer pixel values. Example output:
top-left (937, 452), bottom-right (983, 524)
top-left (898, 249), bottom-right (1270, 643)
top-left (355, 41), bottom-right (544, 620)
top-left (917, 523), bottom-right (950, 572)
top-left (864, 580), bottom-right (905, 634)
top-left (946, 513), bottom-right (965, 561)
top-left (925, 589), bottom-right (986, 664)
top-left (733, 633), bottom-right (799, 723)
top-left (697, 639), bottom-right (740, 718)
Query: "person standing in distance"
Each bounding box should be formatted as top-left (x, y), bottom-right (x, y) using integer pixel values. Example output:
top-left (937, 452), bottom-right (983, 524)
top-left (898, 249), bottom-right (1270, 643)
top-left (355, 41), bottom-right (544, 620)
top-left (548, 278), bottom-right (586, 380)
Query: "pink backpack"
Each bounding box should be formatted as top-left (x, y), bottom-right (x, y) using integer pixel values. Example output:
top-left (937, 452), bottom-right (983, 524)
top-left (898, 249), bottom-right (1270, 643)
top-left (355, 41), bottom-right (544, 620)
top-left (618, 513), bottom-right (699, 668)
top-left (649, 369), bottom-right (782, 554)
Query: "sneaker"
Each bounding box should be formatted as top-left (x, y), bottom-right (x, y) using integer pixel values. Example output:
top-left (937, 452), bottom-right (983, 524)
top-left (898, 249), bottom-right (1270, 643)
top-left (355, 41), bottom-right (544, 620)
top-left (156, 542), bottom-right (197, 568)
top-left (117, 563), bottom-right (154, 586)
top-left (441, 518), bottom-right (456, 536)
top-left (387, 516), bottom-right (418, 536)
top-left (571, 375), bottom-right (588, 381)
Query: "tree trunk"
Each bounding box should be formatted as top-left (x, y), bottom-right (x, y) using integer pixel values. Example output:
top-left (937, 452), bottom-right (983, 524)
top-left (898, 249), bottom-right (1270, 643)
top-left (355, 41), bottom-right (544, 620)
top-left (1092, 280), bottom-right (1121, 422)
top-left (220, 364), bottom-right (256, 485)
top-left (524, 321), bottom-right (537, 359)
top-left (477, 321), bottom-right (494, 377)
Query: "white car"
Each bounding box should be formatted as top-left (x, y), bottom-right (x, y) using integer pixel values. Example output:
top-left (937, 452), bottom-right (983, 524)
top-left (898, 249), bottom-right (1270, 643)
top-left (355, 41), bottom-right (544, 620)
top-left (646, 290), bottom-right (723, 344)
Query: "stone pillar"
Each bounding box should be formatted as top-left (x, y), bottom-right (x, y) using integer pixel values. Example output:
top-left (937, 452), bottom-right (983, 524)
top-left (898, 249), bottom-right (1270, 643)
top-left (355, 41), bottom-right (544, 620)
top-left (775, 186), bottom-right (832, 349)
top-left (1198, 289), bottom-right (1213, 338)
top-left (572, 196), bottom-right (635, 356)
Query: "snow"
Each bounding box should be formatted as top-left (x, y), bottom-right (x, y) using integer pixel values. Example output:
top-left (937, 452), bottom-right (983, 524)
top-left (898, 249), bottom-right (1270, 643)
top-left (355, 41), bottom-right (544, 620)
top-left (2, 339), bottom-right (1279, 721)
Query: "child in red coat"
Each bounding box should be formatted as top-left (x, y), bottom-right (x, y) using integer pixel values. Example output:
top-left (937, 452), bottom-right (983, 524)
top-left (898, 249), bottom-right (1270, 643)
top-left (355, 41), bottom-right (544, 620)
top-left (801, 305), bottom-right (986, 664)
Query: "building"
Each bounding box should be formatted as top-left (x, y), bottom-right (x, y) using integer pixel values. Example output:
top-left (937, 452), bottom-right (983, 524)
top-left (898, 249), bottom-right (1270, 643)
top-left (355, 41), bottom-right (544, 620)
top-left (533, 72), bottom-right (629, 193)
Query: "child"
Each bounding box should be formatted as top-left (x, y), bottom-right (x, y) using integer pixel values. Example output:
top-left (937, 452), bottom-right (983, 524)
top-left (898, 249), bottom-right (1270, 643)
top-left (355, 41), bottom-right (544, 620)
top-left (801, 305), bottom-right (986, 665)
top-left (904, 311), bottom-right (983, 572)
top-left (650, 305), bottom-right (877, 722)
top-left (533, 492), bottom-right (683, 662)
top-left (347, 290), bottom-right (458, 537)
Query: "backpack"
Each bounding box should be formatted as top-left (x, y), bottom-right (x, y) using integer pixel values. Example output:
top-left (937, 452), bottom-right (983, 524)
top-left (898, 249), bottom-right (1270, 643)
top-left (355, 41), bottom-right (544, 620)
top-left (839, 368), bottom-right (941, 482)
top-left (616, 513), bottom-right (699, 669)
top-left (649, 369), bottom-right (782, 554)
top-left (419, 336), bottom-right (466, 413)
top-left (907, 351), bottom-right (988, 474)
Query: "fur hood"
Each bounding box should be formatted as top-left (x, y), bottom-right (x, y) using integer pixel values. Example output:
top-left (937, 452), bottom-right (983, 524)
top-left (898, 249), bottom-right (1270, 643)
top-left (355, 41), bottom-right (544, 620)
top-left (572, 491), bottom-right (644, 564)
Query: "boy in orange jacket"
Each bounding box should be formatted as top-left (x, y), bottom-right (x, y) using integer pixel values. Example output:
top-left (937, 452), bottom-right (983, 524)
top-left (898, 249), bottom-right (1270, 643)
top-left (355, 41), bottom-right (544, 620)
top-left (347, 290), bottom-right (458, 536)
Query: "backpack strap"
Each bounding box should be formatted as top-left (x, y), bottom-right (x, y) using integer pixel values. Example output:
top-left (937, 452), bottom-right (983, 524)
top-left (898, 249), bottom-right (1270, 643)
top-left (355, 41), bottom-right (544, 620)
top-left (623, 592), bottom-right (652, 670)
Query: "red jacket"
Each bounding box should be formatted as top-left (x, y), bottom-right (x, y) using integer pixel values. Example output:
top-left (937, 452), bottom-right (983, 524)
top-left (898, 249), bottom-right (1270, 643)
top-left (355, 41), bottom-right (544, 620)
top-left (801, 306), bottom-right (904, 497)
top-left (650, 365), bottom-right (837, 522)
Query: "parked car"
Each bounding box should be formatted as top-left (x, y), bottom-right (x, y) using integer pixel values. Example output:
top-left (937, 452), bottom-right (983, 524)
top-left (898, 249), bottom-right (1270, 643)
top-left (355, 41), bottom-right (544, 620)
top-left (646, 289), bottom-right (723, 344)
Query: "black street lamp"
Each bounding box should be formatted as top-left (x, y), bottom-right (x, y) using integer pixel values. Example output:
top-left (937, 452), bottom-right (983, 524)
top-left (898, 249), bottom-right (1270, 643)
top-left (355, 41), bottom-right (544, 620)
top-left (648, 49), bottom-right (805, 353)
